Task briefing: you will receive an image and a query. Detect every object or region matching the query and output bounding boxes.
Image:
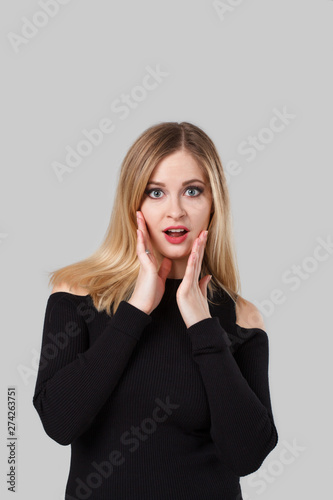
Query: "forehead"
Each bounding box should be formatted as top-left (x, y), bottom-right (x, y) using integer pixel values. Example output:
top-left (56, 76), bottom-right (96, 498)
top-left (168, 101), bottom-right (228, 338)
top-left (149, 151), bottom-right (206, 181)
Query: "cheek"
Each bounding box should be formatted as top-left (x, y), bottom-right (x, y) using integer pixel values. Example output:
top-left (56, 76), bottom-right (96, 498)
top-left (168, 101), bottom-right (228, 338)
top-left (139, 204), bottom-right (152, 224)
top-left (140, 211), bottom-right (157, 235)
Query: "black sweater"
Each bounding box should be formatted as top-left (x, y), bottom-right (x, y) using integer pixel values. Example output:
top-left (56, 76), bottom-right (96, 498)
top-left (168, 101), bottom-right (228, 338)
top-left (32, 278), bottom-right (278, 500)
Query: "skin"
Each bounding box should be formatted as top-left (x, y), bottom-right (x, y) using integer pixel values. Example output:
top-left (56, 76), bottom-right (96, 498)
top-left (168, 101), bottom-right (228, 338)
top-left (134, 150), bottom-right (213, 327)
top-left (139, 149), bottom-right (213, 279)
top-left (52, 150), bottom-right (266, 331)
top-left (136, 149), bottom-right (266, 330)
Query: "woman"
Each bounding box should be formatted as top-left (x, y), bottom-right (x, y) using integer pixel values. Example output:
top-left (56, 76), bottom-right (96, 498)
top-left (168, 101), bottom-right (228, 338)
top-left (33, 121), bottom-right (278, 500)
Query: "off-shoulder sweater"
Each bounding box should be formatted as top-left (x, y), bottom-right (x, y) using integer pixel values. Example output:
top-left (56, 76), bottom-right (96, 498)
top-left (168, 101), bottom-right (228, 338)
top-left (32, 278), bottom-right (278, 500)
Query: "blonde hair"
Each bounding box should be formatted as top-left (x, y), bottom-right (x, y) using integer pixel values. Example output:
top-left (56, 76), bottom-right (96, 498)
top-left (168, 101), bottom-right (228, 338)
top-left (48, 121), bottom-right (241, 315)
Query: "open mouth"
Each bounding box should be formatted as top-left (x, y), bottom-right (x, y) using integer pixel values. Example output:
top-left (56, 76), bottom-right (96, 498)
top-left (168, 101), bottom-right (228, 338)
top-left (164, 229), bottom-right (188, 237)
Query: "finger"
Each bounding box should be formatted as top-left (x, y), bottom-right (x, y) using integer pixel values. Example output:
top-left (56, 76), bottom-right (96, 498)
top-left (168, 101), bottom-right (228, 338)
top-left (194, 235), bottom-right (205, 279)
top-left (191, 237), bottom-right (201, 283)
top-left (185, 232), bottom-right (204, 284)
top-left (194, 238), bottom-right (201, 276)
top-left (194, 232), bottom-right (207, 285)
top-left (136, 228), bottom-right (145, 254)
top-left (138, 213), bottom-right (152, 249)
top-left (137, 214), bottom-right (154, 256)
top-left (137, 229), bottom-right (152, 261)
top-left (181, 237), bottom-right (196, 287)
top-left (191, 237), bottom-right (199, 266)
top-left (198, 230), bottom-right (208, 268)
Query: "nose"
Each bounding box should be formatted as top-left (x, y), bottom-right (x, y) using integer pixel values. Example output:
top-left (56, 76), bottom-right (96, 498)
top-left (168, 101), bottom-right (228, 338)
top-left (166, 196), bottom-right (186, 219)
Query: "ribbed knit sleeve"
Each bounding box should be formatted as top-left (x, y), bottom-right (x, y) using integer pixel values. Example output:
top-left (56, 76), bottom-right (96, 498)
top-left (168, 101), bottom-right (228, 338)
top-left (32, 293), bottom-right (152, 446)
top-left (188, 316), bottom-right (278, 477)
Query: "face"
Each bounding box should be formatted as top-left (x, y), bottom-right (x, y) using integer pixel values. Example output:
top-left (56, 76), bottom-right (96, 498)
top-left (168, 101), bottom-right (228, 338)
top-left (139, 150), bottom-right (213, 278)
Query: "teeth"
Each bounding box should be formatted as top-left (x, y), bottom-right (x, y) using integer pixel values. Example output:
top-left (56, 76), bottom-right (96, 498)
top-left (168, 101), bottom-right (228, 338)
top-left (167, 229), bottom-right (186, 232)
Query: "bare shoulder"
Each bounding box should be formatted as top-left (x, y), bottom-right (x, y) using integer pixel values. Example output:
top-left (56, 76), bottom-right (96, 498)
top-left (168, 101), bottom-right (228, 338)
top-left (235, 295), bottom-right (266, 331)
top-left (51, 282), bottom-right (89, 296)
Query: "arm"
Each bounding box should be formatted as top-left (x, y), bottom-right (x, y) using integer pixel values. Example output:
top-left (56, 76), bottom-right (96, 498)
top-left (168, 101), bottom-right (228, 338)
top-left (187, 317), bottom-right (278, 477)
top-left (32, 293), bottom-right (152, 446)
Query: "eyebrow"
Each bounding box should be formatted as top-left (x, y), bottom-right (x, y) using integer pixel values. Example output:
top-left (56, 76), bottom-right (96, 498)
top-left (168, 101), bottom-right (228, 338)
top-left (146, 178), bottom-right (206, 187)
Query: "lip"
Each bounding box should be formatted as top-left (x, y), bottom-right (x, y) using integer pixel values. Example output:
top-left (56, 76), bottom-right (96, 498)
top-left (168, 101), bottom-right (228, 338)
top-left (163, 231), bottom-right (189, 244)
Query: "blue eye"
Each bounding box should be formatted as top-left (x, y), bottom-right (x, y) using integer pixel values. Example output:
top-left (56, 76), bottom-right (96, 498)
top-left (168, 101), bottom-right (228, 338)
top-left (145, 185), bottom-right (203, 199)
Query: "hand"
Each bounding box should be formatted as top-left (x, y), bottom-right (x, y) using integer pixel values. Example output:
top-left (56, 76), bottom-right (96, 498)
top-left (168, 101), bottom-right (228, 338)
top-left (128, 211), bottom-right (172, 315)
top-left (176, 230), bottom-right (212, 329)
top-left (235, 295), bottom-right (266, 331)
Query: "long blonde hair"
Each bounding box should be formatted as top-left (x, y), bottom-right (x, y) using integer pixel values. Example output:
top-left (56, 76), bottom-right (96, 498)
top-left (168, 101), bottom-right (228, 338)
top-left (48, 121), bottom-right (241, 315)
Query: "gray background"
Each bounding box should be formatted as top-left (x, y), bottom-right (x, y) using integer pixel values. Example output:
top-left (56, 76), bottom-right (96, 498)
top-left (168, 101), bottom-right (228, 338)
top-left (1, 0), bottom-right (332, 498)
